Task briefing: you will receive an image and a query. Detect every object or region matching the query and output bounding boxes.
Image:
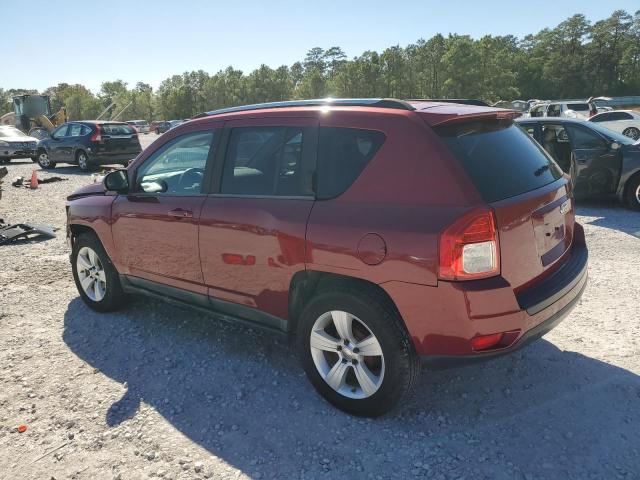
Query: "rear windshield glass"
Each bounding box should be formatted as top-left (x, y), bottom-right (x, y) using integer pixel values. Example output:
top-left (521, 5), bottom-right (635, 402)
top-left (102, 124), bottom-right (135, 135)
top-left (567, 103), bottom-right (590, 111)
top-left (435, 120), bottom-right (564, 203)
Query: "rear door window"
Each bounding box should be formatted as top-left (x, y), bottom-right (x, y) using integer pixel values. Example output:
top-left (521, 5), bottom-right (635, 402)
top-left (435, 120), bottom-right (563, 203)
top-left (316, 127), bottom-right (385, 199)
top-left (68, 124), bottom-right (84, 137)
top-left (221, 126), bottom-right (312, 196)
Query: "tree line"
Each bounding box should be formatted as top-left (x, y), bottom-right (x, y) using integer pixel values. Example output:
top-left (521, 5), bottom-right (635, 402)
top-left (2, 9), bottom-right (639, 122)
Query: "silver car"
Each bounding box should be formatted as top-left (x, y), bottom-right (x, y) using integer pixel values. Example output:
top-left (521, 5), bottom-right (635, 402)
top-left (0, 126), bottom-right (38, 163)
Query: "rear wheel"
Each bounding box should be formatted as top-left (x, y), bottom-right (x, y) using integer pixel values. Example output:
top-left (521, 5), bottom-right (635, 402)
top-left (37, 150), bottom-right (56, 169)
top-left (622, 127), bottom-right (640, 140)
top-left (625, 174), bottom-right (640, 210)
top-left (71, 232), bottom-right (125, 311)
top-left (76, 151), bottom-right (92, 171)
top-left (297, 287), bottom-right (419, 416)
top-left (155, 129), bottom-right (160, 134)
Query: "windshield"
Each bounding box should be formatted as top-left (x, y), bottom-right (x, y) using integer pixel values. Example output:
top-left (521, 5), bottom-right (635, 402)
top-left (0, 127), bottom-right (27, 138)
top-left (588, 122), bottom-right (637, 145)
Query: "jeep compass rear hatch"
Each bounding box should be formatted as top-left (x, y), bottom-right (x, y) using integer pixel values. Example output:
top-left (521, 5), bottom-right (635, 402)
top-left (434, 117), bottom-right (576, 290)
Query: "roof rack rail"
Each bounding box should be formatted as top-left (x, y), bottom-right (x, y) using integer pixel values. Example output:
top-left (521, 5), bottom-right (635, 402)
top-left (202, 98), bottom-right (416, 117)
top-left (408, 98), bottom-right (490, 107)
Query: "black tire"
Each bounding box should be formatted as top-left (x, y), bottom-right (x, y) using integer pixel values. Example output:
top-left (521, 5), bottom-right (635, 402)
top-left (296, 286), bottom-right (419, 417)
top-left (155, 129), bottom-right (160, 135)
top-left (625, 174), bottom-right (640, 210)
top-left (0, 158), bottom-right (10, 164)
top-left (71, 232), bottom-right (126, 312)
top-left (622, 127), bottom-right (640, 141)
top-left (36, 150), bottom-right (56, 169)
top-left (76, 150), bottom-right (92, 172)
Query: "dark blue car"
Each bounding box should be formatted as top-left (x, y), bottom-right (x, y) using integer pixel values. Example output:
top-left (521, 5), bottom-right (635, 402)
top-left (516, 117), bottom-right (640, 209)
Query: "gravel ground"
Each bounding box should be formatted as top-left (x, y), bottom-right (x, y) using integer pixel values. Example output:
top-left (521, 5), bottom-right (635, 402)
top-left (1, 133), bottom-right (639, 480)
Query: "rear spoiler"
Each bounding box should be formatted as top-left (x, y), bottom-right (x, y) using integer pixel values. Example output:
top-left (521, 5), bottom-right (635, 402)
top-left (408, 98), bottom-right (490, 107)
top-left (419, 107), bottom-right (519, 127)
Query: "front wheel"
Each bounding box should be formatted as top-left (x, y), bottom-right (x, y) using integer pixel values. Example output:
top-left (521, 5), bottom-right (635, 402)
top-left (297, 287), bottom-right (419, 417)
top-left (37, 151), bottom-right (56, 169)
top-left (71, 232), bottom-right (125, 311)
top-left (622, 127), bottom-right (640, 140)
top-left (625, 175), bottom-right (640, 211)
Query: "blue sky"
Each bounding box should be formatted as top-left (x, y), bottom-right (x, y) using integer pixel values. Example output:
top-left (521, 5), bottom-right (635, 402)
top-left (2, 0), bottom-right (638, 93)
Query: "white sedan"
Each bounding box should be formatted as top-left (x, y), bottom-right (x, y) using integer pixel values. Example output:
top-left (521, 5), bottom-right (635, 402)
top-left (588, 110), bottom-right (640, 140)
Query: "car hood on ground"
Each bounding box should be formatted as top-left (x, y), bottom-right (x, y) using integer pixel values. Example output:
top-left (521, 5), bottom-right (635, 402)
top-left (67, 182), bottom-right (105, 201)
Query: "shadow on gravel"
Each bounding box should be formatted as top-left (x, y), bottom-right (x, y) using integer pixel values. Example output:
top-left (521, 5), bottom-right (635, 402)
top-left (63, 297), bottom-right (640, 478)
top-left (576, 199), bottom-right (640, 238)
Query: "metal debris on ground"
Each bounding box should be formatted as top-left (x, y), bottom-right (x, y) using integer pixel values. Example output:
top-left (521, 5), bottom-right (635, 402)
top-left (11, 175), bottom-right (68, 188)
top-left (0, 221), bottom-right (57, 245)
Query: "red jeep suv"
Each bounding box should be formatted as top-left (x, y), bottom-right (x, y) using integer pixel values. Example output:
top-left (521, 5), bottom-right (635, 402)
top-left (66, 99), bottom-right (588, 416)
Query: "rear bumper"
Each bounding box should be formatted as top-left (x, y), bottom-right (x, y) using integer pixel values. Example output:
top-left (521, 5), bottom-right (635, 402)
top-left (88, 152), bottom-right (140, 164)
top-left (422, 272), bottom-right (587, 368)
top-left (381, 223), bottom-right (588, 362)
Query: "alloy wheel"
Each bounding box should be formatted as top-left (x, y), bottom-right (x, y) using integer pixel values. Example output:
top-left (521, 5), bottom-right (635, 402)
top-left (310, 310), bottom-right (385, 399)
top-left (76, 246), bottom-right (107, 301)
top-left (78, 153), bottom-right (88, 170)
top-left (38, 152), bottom-right (50, 167)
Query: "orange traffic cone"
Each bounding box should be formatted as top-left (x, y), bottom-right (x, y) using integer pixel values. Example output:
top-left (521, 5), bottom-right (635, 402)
top-left (30, 170), bottom-right (38, 189)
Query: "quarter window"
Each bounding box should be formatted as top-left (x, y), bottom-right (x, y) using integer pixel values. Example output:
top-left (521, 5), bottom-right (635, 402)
top-left (136, 131), bottom-right (214, 195)
top-left (221, 126), bottom-right (310, 196)
top-left (316, 127), bottom-right (385, 199)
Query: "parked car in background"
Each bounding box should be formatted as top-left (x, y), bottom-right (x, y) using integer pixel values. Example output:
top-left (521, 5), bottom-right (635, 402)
top-left (517, 117), bottom-right (640, 209)
top-left (0, 125), bottom-right (38, 163)
top-left (588, 110), bottom-right (640, 140)
top-left (37, 121), bottom-right (142, 171)
top-left (67, 98), bottom-right (588, 416)
top-left (149, 121), bottom-right (171, 134)
top-left (126, 120), bottom-right (150, 134)
top-left (545, 101), bottom-right (597, 119)
top-left (527, 102), bottom-right (549, 117)
top-left (168, 119), bottom-right (185, 129)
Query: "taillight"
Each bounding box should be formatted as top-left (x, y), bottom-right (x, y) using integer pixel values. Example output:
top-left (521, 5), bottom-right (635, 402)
top-left (438, 208), bottom-right (500, 281)
top-left (91, 124), bottom-right (102, 142)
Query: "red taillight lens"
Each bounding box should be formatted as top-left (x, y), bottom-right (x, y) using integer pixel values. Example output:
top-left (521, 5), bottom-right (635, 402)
top-left (438, 208), bottom-right (500, 281)
top-left (90, 124), bottom-right (102, 142)
top-left (470, 332), bottom-right (504, 351)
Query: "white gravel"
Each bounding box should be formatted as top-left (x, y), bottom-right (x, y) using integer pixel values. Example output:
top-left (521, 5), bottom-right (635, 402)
top-left (1, 133), bottom-right (639, 479)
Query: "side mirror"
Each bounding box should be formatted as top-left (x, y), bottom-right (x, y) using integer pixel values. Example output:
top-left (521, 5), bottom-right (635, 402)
top-left (104, 169), bottom-right (129, 193)
top-left (611, 141), bottom-right (621, 151)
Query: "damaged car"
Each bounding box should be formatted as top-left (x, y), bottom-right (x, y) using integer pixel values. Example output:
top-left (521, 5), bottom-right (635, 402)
top-left (0, 126), bottom-right (38, 164)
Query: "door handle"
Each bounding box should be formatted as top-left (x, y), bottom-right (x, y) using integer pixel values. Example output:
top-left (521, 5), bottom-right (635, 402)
top-left (168, 208), bottom-right (193, 218)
